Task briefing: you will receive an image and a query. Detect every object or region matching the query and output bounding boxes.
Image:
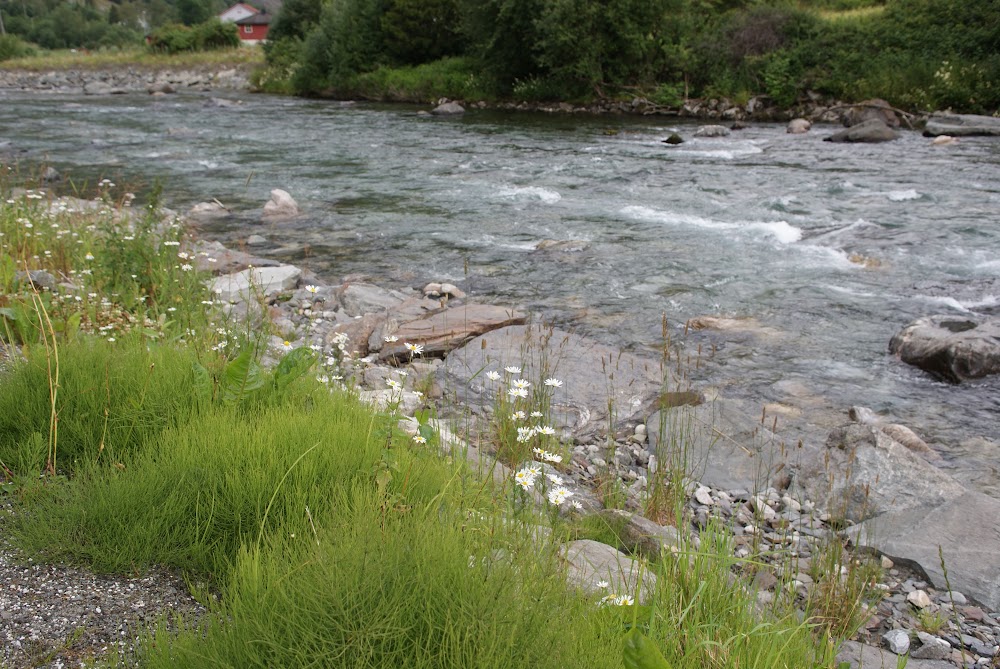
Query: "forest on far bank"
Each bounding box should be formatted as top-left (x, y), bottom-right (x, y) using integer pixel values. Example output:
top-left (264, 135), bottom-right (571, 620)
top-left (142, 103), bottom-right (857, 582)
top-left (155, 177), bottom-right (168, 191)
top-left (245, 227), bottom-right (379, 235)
top-left (259, 0), bottom-right (999, 114)
top-left (0, 0), bottom-right (997, 114)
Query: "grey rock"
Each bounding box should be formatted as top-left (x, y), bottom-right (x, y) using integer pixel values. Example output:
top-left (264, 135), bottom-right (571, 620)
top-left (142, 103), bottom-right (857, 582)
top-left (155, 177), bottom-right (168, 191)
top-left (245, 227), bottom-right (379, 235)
top-left (912, 632), bottom-right (951, 660)
top-left (534, 239), bottom-right (591, 253)
top-left (853, 489), bottom-right (1000, 611)
top-left (647, 398), bottom-right (790, 492)
top-left (261, 189), bottom-right (299, 219)
top-left (14, 270), bottom-right (57, 291)
top-left (42, 166), bottom-right (61, 183)
top-left (443, 324), bottom-right (662, 439)
top-left (431, 101), bottom-right (465, 115)
top-left (187, 201), bottom-right (229, 219)
top-left (338, 283), bottom-right (409, 317)
top-left (559, 540), bottom-right (657, 603)
top-left (796, 424), bottom-right (964, 523)
top-left (923, 113), bottom-right (1000, 137)
top-left (837, 641), bottom-right (954, 669)
top-left (908, 589), bottom-right (932, 608)
top-left (787, 118), bottom-right (811, 134)
top-left (246, 234), bottom-right (268, 246)
top-left (600, 510), bottom-right (682, 560)
top-left (824, 118), bottom-right (899, 143)
top-left (694, 125), bottom-right (730, 138)
top-left (661, 133), bottom-right (684, 145)
top-left (211, 265), bottom-right (302, 303)
top-left (842, 99), bottom-right (900, 128)
top-left (889, 315), bottom-right (1000, 382)
top-left (883, 629), bottom-right (911, 655)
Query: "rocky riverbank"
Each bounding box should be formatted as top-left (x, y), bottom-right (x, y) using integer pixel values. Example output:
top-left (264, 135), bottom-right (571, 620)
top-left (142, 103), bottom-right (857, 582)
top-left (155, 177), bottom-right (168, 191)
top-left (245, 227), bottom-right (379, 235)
top-left (3, 155), bottom-right (999, 669)
top-left (0, 64), bottom-right (252, 96)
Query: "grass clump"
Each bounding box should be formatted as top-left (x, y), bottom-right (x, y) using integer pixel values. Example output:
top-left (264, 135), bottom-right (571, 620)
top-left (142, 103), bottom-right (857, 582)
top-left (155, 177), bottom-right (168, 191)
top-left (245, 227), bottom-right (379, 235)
top-left (0, 46), bottom-right (263, 71)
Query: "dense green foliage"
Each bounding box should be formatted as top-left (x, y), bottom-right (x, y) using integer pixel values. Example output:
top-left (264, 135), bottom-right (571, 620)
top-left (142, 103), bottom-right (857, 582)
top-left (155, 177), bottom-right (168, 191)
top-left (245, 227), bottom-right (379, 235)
top-left (266, 0), bottom-right (1000, 112)
top-left (147, 18), bottom-right (240, 53)
top-left (0, 33), bottom-right (36, 61)
top-left (0, 0), bottom-right (239, 51)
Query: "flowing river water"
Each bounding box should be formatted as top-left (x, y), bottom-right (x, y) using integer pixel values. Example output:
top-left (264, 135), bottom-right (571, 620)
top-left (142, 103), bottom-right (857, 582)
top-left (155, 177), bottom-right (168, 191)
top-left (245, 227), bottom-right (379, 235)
top-left (2, 91), bottom-right (998, 494)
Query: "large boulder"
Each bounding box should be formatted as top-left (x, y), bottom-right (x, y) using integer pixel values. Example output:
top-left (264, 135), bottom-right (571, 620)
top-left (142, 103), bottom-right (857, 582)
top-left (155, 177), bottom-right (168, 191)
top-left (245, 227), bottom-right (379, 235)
top-left (338, 283), bottom-right (411, 317)
top-left (378, 304), bottom-right (527, 361)
top-left (795, 424), bottom-right (965, 524)
top-left (889, 315), bottom-right (1000, 382)
top-left (647, 398), bottom-right (791, 493)
top-left (824, 119), bottom-right (899, 143)
top-left (841, 99), bottom-right (900, 128)
top-left (560, 540), bottom-right (657, 603)
top-left (261, 189), bottom-right (299, 219)
top-left (442, 324), bottom-right (662, 439)
top-left (853, 490), bottom-right (1000, 611)
top-left (923, 113), bottom-right (1000, 137)
top-left (211, 265), bottom-right (302, 303)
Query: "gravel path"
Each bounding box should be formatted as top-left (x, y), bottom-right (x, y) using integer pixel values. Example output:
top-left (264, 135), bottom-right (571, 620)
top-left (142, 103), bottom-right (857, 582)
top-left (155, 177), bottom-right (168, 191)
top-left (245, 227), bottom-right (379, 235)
top-left (0, 497), bottom-right (206, 669)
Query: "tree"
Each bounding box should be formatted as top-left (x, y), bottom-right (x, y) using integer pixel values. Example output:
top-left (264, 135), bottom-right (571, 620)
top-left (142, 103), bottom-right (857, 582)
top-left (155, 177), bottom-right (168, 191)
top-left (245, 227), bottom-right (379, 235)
top-left (380, 0), bottom-right (461, 65)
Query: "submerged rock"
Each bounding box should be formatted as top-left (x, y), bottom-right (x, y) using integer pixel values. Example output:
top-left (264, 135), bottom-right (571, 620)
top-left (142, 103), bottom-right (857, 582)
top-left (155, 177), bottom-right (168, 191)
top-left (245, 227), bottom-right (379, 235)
top-left (786, 118), bottom-right (811, 134)
top-left (261, 189), bottom-right (299, 219)
top-left (694, 125), bottom-right (730, 138)
top-left (923, 113), bottom-right (1000, 137)
top-left (824, 118), bottom-right (899, 143)
top-left (431, 101), bottom-right (465, 115)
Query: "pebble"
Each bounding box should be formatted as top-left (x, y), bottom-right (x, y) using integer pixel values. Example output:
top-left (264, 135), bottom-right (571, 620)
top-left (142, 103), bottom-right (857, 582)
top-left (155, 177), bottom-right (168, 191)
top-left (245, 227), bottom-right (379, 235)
top-left (884, 629), bottom-right (911, 655)
top-left (908, 589), bottom-right (933, 609)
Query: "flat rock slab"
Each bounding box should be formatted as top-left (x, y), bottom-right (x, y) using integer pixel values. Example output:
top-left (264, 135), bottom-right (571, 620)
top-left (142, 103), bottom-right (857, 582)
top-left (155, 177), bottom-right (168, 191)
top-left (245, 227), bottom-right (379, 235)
top-left (852, 489), bottom-right (1000, 611)
top-left (560, 540), bottom-right (657, 603)
top-left (211, 265), bottom-right (301, 303)
top-left (924, 113), bottom-right (1000, 137)
top-left (796, 423), bottom-right (965, 523)
top-left (889, 314), bottom-right (1000, 382)
top-left (836, 641), bottom-right (954, 669)
top-left (338, 283), bottom-right (410, 317)
top-left (378, 304), bottom-right (527, 361)
top-left (442, 324), bottom-right (663, 438)
top-left (192, 240), bottom-right (280, 275)
top-left (646, 399), bottom-right (791, 492)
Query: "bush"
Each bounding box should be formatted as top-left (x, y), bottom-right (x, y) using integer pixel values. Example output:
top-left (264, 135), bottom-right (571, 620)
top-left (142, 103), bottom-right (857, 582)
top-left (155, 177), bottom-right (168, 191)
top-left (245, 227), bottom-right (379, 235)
top-left (0, 34), bottom-right (36, 62)
top-left (148, 19), bottom-right (239, 54)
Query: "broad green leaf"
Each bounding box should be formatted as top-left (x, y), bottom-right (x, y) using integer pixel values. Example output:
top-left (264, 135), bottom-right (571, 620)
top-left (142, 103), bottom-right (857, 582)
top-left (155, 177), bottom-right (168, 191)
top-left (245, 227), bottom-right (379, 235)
top-left (222, 348), bottom-right (265, 404)
top-left (191, 361), bottom-right (214, 406)
top-left (414, 409), bottom-right (430, 425)
top-left (273, 347), bottom-right (317, 392)
top-left (623, 628), bottom-right (672, 669)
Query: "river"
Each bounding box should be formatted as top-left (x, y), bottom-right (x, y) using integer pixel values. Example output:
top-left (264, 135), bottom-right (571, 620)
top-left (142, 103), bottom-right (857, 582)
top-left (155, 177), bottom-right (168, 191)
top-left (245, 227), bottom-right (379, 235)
top-left (2, 90), bottom-right (998, 494)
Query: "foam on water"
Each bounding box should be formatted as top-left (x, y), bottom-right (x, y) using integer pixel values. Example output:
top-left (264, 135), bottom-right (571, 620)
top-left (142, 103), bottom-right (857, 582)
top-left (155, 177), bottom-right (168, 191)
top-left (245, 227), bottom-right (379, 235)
top-left (620, 205), bottom-right (802, 243)
top-left (495, 185), bottom-right (562, 203)
top-left (885, 189), bottom-right (921, 202)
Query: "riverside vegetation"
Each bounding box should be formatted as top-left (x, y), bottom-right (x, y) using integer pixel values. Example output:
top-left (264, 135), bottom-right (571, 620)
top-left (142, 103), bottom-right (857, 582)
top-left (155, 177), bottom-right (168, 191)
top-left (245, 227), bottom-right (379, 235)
top-left (0, 174), bottom-right (907, 666)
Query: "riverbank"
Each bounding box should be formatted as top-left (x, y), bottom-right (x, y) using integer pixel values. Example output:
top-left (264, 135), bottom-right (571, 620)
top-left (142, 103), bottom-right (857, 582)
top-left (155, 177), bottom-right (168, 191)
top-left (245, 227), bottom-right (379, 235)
top-left (2, 185), bottom-right (999, 667)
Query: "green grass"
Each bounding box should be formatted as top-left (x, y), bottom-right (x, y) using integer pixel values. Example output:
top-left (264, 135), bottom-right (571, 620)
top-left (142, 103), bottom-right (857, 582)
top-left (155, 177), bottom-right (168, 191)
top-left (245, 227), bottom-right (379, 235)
top-left (0, 185), bottom-right (867, 668)
top-left (0, 46), bottom-right (263, 71)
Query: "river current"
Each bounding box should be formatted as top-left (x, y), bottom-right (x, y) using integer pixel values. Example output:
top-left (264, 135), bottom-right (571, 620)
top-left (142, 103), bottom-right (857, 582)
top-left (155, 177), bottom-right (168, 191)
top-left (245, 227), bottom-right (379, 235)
top-left (2, 91), bottom-right (998, 493)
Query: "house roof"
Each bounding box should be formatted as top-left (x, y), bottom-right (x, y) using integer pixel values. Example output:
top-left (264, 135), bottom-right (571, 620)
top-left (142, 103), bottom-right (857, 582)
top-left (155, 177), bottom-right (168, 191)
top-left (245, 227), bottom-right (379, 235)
top-left (236, 13), bottom-right (272, 25)
top-left (224, 3), bottom-right (260, 15)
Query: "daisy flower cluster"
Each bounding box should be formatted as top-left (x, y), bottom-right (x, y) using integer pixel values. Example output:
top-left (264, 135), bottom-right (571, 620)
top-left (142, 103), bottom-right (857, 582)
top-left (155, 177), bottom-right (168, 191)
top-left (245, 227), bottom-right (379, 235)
top-left (596, 580), bottom-right (634, 607)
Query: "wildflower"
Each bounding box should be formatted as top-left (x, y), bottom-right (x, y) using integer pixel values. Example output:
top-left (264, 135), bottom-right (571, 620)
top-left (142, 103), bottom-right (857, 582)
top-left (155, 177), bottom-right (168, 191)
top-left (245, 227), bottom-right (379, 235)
top-left (516, 426), bottom-right (536, 443)
top-left (615, 595), bottom-right (634, 606)
top-left (544, 378), bottom-right (563, 388)
top-left (596, 580), bottom-right (609, 589)
top-left (571, 500), bottom-right (583, 510)
top-left (405, 342), bottom-right (424, 355)
top-left (511, 410), bottom-right (526, 421)
top-left (281, 341), bottom-right (294, 351)
top-left (413, 435), bottom-right (427, 444)
top-left (386, 379), bottom-right (402, 391)
top-left (178, 252), bottom-right (190, 260)
top-left (163, 240), bottom-right (180, 246)
top-left (514, 468), bottom-right (537, 491)
top-left (534, 448), bottom-right (562, 464)
top-left (180, 264), bottom-right (193, 272)
top-left (107, 337), bottom-right (116, 343)
top-left (305, 285), bottom-right (319, 294)
top-left (317, 375), bottom-right (330, 384)
top-left (530, 411), bottom-right (543, 418)
top-left (504, 366), bottom-right (521, 375)
top-left (384, 335), bottom-right (399, 343)
top-left (507, 387), bottom-right (529, 399)
top-left (537, 426), bottom-right (556, 436)
top-left (547, 487), bottom-right (572, 506)
top-left (545, 473), bottom-right (563, 485)
top-left (511, 378), bottom-right (530, 390)
top-left (485, 370), bottom-right (501, 382)
top-left (84, 252), bottom-right (94, 261)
